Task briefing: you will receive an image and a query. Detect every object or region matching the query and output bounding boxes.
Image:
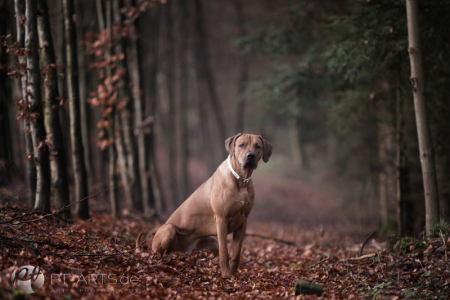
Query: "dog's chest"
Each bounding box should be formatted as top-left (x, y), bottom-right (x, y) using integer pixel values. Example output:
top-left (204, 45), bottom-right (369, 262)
top-left (226, 191), bottom-right (252, 233)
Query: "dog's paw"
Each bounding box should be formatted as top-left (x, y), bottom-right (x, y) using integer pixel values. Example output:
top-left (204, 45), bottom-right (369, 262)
top-left (221, 270), bottom-right (235, 279)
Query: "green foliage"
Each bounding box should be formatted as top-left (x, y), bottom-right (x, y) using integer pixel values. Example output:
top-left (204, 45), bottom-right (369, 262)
top-left (235, 0), bottom-right (450, 232)
top-left (358, 280), bottom-right (395, 299)
top-left (378, 221), bottom-right (397, 236)
top-left (427, 219), bottom-right (450, 238)
top-left (392, 237), bottom-right (427, 254)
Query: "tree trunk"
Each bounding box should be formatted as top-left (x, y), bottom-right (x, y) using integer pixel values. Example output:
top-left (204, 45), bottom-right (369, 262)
top-left (109, 112), bottom-right (119, 218)
top-left (406, 0), bottom-right (439, 234)
top-left (192, 0), bottom-right (227, 141)
top-left (0, 0), bottom-right (12, 185)
top-left (127, 0), bottom-right (152, 215)
top-left (377, 105), bottom-right (389, 228)
top-left (395, 88), bottom-right (412, 235)
top-left (96, 0), bottom-right (119, 217)
top-left (63, 0), bottom-right (89, 219)
top-left (164, 0), bottom-right (180, 206)
top-left (25, 0), bottom-right (51, 212)
top-left (37, 0), bottom-right (71, 218)
top-left (112, 0), bottom-right (142, 211)
top-left (179, 0), bottom-right (192, 200)
top-left (15, 0), bottom-right (36, 207)
top-left (75, 0), bottom-right (93, 187)
top-left (144, 5), bottom-right (164, 213)
top-left (233, 0), bottom-right (249, 133)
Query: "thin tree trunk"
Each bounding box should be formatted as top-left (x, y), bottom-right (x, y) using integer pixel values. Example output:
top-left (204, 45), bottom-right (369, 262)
top-left (377, 106), bottom-right (389, 228)
top-left (63, 0), bottom-right (89, 219)
top-left (127, 0), bottom-right (152, 215)
top-left (97, 0), bottom-right (119, 217)
top-left (192, 0), bottom-right (227, 141)
top-left (406, 0), bottom-right (439, 234)
top-left (0, 0), bottom-right (12, 184)
top-left (75, 0), bottom-right (93, 187)
top-left (109, 112), bottom-right (119, 218)
top-left (112, 0), bottom-right (142, 211)
top-left (37, 0), bottom-right (71, 218)
top-left (15, 0), bottom-right (36, 207)
top-left (144, 5), bottom-right (164, 213)
top-left (25, 0), bottom-right (51, 212)
top-left (164, 0), bottom-right (180, 206)
top-left (179, 0), bottom-right (192, 200)
top-left (233, 0), bottom-right (248, 133)
top-left (395, 86), bottom-right (412, 235)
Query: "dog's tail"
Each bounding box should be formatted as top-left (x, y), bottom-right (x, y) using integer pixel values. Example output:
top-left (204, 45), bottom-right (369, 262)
top-left (135, 231), bottom-right (145, 253)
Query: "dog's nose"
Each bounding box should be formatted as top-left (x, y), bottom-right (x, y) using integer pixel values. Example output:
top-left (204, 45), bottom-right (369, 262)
top-left (246, 152), bottom-right (256, 160)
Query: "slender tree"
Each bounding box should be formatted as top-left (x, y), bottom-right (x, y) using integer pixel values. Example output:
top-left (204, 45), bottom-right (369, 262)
top-left (164, 0), bottom-right (180, 205)
top-left (63, 0), bottom-right (90, 219)
top-left (144, 6), bottom-right (165, 213)
top-left (14, 0), bottom-right (36, 207)
top-left (112, 0), bottom-right (142, 211)
top-left (192, 0), bottom-right (227, 141)
top-left (0, 0), bottom-right (13, 185)
top-left (95, 0), bottom-right (119, 218)
top-left (179, 0), bottom-right (192, 199)
top-left (37, 0), bottom-right (71, 218)
top-left (126, 0), bottom-right (153, 215)
top-left (75, 0), bottom-right (94, 187)
top-left (233, 0), bottom-right (249, 133)
top-left (406, 0), bottom-right (439, 234)
top-left (25, 0), bottom-right (51, 212)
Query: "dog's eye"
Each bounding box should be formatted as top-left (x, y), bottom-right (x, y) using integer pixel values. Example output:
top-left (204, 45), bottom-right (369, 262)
top-left (239, 144), bottom-right (244, 148)
top-left (256, 145), bottom-right (261, 149)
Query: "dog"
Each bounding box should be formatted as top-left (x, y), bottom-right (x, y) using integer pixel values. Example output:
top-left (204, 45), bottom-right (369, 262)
top-left (151, 133), bottom-right (272, 278)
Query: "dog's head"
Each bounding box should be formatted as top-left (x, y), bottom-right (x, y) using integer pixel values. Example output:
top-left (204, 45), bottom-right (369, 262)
top-left (225, 133), bottom-right (273, 170)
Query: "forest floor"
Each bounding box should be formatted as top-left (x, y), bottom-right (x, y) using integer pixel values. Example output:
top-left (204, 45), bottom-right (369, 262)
top-left (0, 166), bottom-right (449, 299)
top-left (0, 199), bottom-right (449, 299)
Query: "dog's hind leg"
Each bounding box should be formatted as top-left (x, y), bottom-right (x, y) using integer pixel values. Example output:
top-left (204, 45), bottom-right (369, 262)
top-left (152, 224), bottom-right (179, 255)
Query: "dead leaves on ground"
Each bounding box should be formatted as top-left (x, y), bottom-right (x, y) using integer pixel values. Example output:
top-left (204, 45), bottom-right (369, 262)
top-left (0, 205), bottom-right (449, 299)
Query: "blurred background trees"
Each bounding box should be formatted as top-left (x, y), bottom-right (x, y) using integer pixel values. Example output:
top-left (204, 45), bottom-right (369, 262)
top-left (0, 0), bottom-right (449, 237)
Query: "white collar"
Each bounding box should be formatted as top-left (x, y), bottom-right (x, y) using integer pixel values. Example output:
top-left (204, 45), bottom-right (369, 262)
top-left (227, 155), bottom-right (251, 183)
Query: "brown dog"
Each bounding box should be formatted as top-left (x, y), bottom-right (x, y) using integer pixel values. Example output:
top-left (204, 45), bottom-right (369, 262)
top-left (151, 133), bottom-right (272, 278)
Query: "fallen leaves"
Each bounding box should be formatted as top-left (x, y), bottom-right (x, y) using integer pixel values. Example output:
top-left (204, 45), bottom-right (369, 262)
top-left (0, 203), bottom-right (449, 299)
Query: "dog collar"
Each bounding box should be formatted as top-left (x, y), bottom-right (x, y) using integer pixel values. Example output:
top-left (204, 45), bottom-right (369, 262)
top-left (227, 155), bottom-right (251, 183)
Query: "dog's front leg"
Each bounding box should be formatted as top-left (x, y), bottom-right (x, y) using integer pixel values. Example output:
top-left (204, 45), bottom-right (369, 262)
top-left (216, 217), bottom-right (233, 278)
top-left (230, 219), bottom-right (247, 276)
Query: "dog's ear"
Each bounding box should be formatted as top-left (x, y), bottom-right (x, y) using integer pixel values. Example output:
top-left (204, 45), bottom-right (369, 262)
top-left (259, 136), bottom-right (273, 163)
top-left (225, 133), bottom-right (242, 156)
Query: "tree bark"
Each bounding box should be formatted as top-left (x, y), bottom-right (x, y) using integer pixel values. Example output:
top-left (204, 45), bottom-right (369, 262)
top-left (15, 0), bottom-right (36, 207)
top-left (192, 0), bottom-right (227, 141)
top-left (96, 0), bottom-right (119, 217)
top-left (233, 0), bottom-right (249, 133)
top-left (63, 0), bottom-right (90, 219)
top-left (112, 0), bottom-right (142, 211)
top-left (406, 0), bottom-right (439, 234)
top-left (75, 0), bottom-right (93, 187)
top-left (126, 0), bottom-right (152, 215)
top-left (144, 6), bottom-right (165, 213)
top-left (377, 105), bottom-right (389, 228)
top-left (37, 0), bottom-right (71, 218)
top-left (25, 0), bottom-right (51, 212)
top-left (109, 112), bottom-right (119, 218)
top-left (179, 0), bottom-right (192, 200)
top-left (0, 0), bottom-right (13, 185)
top-left (395, 87), bottom-right (412, 235)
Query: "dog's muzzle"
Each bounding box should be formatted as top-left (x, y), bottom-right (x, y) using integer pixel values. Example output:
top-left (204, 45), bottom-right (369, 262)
top-left (240, 152), bottom-right (257, 169)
